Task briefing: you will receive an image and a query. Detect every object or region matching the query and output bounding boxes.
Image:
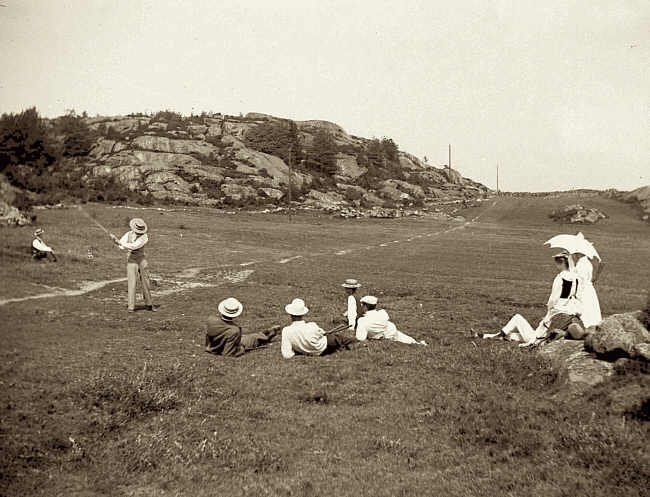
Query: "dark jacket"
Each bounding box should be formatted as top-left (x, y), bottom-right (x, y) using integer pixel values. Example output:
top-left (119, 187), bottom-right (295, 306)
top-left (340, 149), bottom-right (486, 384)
top-left (205, 316), bottom-right (244, 357)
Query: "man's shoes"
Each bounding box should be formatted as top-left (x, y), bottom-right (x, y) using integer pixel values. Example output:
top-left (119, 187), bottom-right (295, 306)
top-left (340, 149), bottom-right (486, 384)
top-left (482, 331), bottom-right (504, 339)
top-left (128, 309), bottom-right (135, 313)
top-left (147, 305), bottom-right (157, 312)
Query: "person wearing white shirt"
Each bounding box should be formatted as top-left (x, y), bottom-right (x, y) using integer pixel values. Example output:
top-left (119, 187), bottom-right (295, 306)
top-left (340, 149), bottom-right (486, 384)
top-left (483, 253), bottom-right (585, 345)
top-left (341, 278), bottom-right (361, 329)
top-left (110, 218), bottom-right (155, 313)
top-left (31, 228), bottom-right (57, 262)
top-left (281, 298), bottom-right (355, 359)
top-left (572, 253), bottom-right (603, 328)
top-left (355, 296), bottom-right (426, 345)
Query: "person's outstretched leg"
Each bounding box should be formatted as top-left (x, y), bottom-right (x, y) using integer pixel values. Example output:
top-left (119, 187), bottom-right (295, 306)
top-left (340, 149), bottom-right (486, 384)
top-left (502, 314), bottom-right (535, 342)
top-left (138, 259), bottom-right (153, 308)
top-left (394, 330), bottom-right (418, 344)
top-left (126, 262), bottom-right (138, 311)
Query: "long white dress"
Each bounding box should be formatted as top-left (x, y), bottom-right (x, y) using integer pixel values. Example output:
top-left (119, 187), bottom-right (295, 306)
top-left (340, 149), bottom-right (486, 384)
top-left (574, 256), bottom-right (602, 328)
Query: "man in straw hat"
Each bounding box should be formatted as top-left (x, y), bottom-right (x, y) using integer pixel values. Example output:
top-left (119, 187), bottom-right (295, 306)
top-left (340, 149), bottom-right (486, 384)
top-left (341, 278), bottom-right (361, 329)
top-left (31, 228), bottom-right (57, 262)
top-left (281, 298), bottom-right (356, 359)
top-left (110, 218), bottom-right (154, 313)
top-left (205, 297), bottom-right (280, 357)
top-left (482, 252), bottom-right (585, 345)
top-left (356, 296), bottom-right (427, 345)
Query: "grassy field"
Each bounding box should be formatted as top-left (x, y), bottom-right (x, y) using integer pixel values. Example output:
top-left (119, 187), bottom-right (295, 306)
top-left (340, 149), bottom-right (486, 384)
top-left (0, 195), bottom-right (648, 496)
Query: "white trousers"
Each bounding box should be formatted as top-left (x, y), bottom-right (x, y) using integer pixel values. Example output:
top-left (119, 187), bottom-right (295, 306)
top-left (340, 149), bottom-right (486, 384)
top-left (502, 314), bottom-right (539, 343)
top-left (384, 322), bottom-right (418, 344)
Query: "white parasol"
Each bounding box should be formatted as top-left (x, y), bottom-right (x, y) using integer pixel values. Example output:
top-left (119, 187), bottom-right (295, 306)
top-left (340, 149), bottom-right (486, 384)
top-left (544, 232), bottom-right (601, 260)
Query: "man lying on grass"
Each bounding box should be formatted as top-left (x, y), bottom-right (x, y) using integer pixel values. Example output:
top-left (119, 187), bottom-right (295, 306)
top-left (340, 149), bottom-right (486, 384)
top-left (280, 298), bottom-right (356, 359)
top-left (205, 297), bottom-right (280, 357)
top-left (355, 296), bottom-right (427, 345)
top-left (482, 252), bottom-right (586, 347)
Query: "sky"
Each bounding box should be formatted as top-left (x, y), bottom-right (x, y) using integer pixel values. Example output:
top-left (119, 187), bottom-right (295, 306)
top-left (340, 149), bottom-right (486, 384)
top-left (0, 0), bottom-right (648, 191)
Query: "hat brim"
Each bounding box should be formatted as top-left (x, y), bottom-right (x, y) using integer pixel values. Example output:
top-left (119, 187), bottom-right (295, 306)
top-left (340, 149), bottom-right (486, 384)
top-left (342, 283), bottom-right (361, 288)
top-left (218, 301), bottom-right (243, 318)
top-left (285, 305), bottom-right (309, 316)
top-left (129, 219), bottom-right (148, 234)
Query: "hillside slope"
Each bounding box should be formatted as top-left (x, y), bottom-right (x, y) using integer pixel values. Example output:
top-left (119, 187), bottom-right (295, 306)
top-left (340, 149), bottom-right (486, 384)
top-left (82, 111), bottom-right (490, 210)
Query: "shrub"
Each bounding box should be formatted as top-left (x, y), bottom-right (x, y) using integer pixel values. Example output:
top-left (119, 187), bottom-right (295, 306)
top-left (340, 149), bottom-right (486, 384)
top-left (55, 110), bottom-right (96, 157)
top-left (244, 120), bottom-right (302, 164)
top-left (0, 107), bottom-right (59, 190)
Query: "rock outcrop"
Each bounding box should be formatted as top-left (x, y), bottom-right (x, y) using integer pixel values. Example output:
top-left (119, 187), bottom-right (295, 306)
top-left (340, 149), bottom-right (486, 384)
top-left (549, 204), bottom-right (607, 224)
top-left (81, 112), bottom-right (490, 209)
top-left (585, 311), bottom-right (650, 361)
top-left (539, 340), bottom-right (614, 392)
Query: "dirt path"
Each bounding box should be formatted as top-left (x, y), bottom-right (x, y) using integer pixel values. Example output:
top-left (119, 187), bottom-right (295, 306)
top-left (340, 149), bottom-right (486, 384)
top-left (0, 201), bottom-right (500, 307)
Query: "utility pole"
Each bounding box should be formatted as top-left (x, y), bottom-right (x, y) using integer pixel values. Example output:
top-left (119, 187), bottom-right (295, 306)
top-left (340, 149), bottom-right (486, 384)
top-left (496, 163), bottom-right (500, 195)
top-left (448, 144), bottom-right (451, 170)
top-left (287, 146), bottom-right (293, 222)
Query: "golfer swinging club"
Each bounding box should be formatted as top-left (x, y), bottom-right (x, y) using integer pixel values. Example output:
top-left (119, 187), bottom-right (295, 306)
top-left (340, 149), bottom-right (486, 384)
top-left (110, 218), bottom-right (155, 313)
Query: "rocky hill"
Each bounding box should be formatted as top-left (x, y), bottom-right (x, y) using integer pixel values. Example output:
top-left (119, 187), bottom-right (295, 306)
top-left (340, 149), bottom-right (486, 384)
top-left (80, 111), bottom-right (490, 212)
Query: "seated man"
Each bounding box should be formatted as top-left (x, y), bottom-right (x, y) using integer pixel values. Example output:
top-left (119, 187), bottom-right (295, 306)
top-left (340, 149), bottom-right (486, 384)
top-left (482, 253), bottom-right (585, 346)
top-left (281, 298), bottom-right (355, 359)
top-left (356, 296), bottom-right (427, 345)
top-left (205, 297), bottom-right (279, 357)
top-left (32, 228), bottom-right (57, 262)
top-left (341, 278), bottom-right (361, 330)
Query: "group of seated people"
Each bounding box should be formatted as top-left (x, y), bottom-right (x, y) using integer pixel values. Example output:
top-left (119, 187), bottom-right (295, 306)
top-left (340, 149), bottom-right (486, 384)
top-left (481, 251), bottom-right (601, 347)
top-left (205, 278), bottom-right (426, 359)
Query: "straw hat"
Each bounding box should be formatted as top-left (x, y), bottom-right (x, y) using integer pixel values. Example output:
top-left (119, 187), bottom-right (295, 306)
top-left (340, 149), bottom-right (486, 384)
top-left (553, 252), bottom-right (570, 260)
top-left (218, 297), bottom-right (243, 318)
top-left (342, 279), bottom-right (361, 289)
top-left (360, 296), bottom-right (378, 305)
top-left (285, 298), bottom-right (309, 316)
top-left (129, 218), bottom-right (148, 234)
top-left (33, 228), bottom-right (44, 237)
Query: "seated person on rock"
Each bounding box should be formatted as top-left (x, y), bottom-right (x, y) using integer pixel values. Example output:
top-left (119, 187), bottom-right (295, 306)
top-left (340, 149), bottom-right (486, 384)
top-left (280, 298), bottom-right (356, 359)
top-left (32, 228), bottom-right (57, 262)
top-left (205, 297), bottom-right (280, 357)
top-left (356, 296), bottom-right (427, 345)
top-left (482, 253), bottom-right (586, 346)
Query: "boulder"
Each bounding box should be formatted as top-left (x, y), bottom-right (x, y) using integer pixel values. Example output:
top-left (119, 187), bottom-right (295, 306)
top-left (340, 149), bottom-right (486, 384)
top-left (304, 190), bottom-right (345, 210)
top-left (234, 148), bottom-right (289, 183)
top-left (362, 191), bottom-right (385, 207)
top-left (444, 168), bottom-right (464, 185)
top-left (539, 340), bottom-right (614, 392)
top-left (0, 193), bottom-right (31, 226)
top-left (220, 183), bottom-right (257, 203)
top-left (384, 179), bottom-right (425, 199)
top-left (584, 311), bottom-right (650, 360)
top-left (379, 183), bottom-right (411, 204)
top-left (335, 154), bottom-right (365, 179)
top-left (549, 204), bottom-right (607, 224)
top-left (258, 188), bottom-right (284, 201)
